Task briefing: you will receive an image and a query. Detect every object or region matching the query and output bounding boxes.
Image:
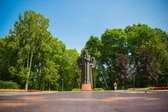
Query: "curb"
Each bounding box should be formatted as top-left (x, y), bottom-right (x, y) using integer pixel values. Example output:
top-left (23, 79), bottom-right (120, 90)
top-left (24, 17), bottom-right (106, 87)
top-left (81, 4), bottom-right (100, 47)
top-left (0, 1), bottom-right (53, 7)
top-left (0, 91), bottom-right (58, 96)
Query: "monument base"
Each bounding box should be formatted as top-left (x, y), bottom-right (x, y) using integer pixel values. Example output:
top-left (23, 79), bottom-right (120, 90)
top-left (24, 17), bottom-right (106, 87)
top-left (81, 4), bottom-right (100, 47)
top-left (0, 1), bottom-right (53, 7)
top-left (81, 84), bottom-right (92, 91)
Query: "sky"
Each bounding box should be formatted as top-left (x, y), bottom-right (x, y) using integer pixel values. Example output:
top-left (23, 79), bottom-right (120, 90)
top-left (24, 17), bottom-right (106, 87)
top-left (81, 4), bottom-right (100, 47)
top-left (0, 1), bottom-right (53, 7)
top-left (0, 0), bottom-right (168, 52)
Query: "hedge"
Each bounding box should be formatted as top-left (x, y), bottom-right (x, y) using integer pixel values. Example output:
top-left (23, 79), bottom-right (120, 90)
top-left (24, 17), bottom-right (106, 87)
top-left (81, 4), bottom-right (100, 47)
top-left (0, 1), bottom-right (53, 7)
top-left (72, 88), bottom-right (81, 91)
top-left (93, 88), bottom-right (105, 91)
top-left (0, 80), bottom-right (19, 89)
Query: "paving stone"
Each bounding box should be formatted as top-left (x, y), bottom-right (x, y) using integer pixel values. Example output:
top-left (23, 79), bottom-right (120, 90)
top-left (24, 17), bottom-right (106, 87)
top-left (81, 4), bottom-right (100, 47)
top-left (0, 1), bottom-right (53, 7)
top-left (0, 91), bottom-right (167, 112)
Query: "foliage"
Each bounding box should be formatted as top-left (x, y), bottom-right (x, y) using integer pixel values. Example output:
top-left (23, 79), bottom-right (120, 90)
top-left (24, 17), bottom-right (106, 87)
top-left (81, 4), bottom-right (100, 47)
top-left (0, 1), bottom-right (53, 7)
top-left (136, 47), bottom-right (158, 87)
top-left (72, 88), bottom-right (81, 91)
top-left (0, 10), bottom-right (168, 90)
top-left (0, 10), bottom-right (80, 91)
top-left (114, 53), bottom-right (130, 89)
top-left (82, 24), bottom-right (168, 89)
top-left (60, 49), bottom-right (80, 91)
top-left (127, 87), bottom-right (154, 90)
top-left (92, 88), bottom-right (104, 91)
top-left (0, 80), bottom-right (19, 89)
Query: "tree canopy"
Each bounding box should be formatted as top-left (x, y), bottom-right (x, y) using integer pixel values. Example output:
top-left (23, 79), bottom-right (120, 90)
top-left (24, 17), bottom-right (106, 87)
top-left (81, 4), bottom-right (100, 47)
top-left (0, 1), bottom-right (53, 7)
top-left (0, 11), bottom-right (80, 91)
top-left (0, 10), bottom-right (168, 90)
top-left (83, 24), bottom-right (168, 89)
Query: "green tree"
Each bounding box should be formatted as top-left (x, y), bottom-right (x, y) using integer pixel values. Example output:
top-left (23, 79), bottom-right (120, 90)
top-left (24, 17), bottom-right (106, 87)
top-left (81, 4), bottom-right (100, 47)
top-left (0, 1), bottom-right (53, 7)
top-left (43, 60), bottom-right (59, 90)
top-left (34, 37), bottom-right (65, 90)
top-left (3, 10), bottom-right (80, 91)
top-left (1, 13), bottom-right (168, 90)
top-left (114, 53), bottom-right (130, 89)
top-left (84, 36), bottom-right (102, 58)
top-left (61, 49), bottom-right (80, 91)
top-left (125, 24), bottom-right (168, 87)
top-left (8, 10), bottom-right (52, 90)
top-left (83, 24), bottom-right (168, 89)
top-left (136, 47), bottom-right (157, 87)
top-left (100, 29), bottom-right (127, 89)
top-left (0, 36), bottom-right (18, 82)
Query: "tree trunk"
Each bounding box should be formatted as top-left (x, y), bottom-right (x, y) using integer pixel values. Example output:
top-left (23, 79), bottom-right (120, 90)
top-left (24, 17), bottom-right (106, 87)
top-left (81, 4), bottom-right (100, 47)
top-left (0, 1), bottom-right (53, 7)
top-left (102, 69), bottom-right (108, 90)
top-left (48, 83), bottom-right (50, 91)
top-left (93, 69), bottom-right (96, 88)
top-left (25, 51), bottom-right (33, 91)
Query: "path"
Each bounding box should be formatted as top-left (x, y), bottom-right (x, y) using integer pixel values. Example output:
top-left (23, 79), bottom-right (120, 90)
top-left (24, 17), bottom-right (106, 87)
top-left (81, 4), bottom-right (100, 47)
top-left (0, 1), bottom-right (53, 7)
top-left (0, 91), bottom-right (168, 112)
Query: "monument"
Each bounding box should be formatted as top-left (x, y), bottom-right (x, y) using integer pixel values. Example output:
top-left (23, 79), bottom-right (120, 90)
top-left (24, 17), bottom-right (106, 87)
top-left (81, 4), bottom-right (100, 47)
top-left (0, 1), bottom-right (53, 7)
top-left (78, 49), bottom-right (96, 91)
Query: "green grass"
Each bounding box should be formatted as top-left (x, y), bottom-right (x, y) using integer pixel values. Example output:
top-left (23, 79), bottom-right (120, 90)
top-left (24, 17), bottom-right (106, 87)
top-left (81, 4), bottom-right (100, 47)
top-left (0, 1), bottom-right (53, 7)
top-left (72, 88), bottom-right (81, 91)
top-left (72, 88), bottom-right (105, 91)
top-left (127, 87), bottom-right (154, 91)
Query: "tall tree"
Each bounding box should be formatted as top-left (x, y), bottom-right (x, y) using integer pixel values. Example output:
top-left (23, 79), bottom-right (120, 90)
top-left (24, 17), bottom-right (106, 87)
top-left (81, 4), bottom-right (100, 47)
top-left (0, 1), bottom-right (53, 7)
top-left (125, 24), bottom-right (168, 87)
top-left (83, 24), bottom-right (168, 89)
top-left (136, 47), bottom-right (157, 87)
top-left (8, 10), bottom-right (51, 90)
top-left (61, 49), bottom-right (80, 91)
top-left (114, 53), bottom-right (130, 89)
top-left (100, 29), bottom-right (127, 89)
top-left (0, 36), bottom-right (18, 82)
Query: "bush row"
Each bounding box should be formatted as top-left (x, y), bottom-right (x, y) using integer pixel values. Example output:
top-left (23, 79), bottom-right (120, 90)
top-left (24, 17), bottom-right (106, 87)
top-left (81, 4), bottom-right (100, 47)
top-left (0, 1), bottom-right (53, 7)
top-left (0, 80), bottom-right (19, 89)
top-left (154, 86), bottom-right (168, 90)
top-left (72, 88), bottom-right (105, 91)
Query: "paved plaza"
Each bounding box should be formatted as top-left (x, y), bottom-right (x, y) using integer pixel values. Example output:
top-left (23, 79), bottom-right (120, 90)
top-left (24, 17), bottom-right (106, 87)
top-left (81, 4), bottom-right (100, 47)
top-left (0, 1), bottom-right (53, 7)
top-left (0, 91), bottom-right (168, 112)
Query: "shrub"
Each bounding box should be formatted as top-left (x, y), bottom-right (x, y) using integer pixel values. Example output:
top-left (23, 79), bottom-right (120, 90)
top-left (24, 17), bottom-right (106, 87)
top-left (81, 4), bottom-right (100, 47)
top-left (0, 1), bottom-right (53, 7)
top-left (72, 88), bottom-right (105, 91)
top-left (0, 80), bottom-right (19, 89)
top-left (27, 89), bottom-right (42, 92)
top-left (72, 88), bottom-right (81, 91)
top-left (154, 86), bottom-right (168, 90)
top-left (127, 87), bottom-right (154, 90)
top-left (93, 88), bottom-right (104, 91)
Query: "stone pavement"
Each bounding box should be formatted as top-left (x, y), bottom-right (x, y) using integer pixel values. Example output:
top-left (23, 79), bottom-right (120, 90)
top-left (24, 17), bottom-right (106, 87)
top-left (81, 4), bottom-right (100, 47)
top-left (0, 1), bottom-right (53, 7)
top-left (0, 91), bottom-right (168, 112)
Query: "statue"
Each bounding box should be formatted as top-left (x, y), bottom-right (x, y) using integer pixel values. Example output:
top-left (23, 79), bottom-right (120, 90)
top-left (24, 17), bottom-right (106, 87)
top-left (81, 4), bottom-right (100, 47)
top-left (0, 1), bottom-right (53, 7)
top-left (78, 49), bottom-right (96, 91)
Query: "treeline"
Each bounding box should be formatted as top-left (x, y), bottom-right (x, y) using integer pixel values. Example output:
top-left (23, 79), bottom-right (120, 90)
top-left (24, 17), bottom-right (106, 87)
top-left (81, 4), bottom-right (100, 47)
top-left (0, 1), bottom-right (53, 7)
top-left (83, 24), bottom-right (168, 89)
top-left (0, 11), bottom-right (80, 91)
top-left (0, 10), bottom-right (168, 90)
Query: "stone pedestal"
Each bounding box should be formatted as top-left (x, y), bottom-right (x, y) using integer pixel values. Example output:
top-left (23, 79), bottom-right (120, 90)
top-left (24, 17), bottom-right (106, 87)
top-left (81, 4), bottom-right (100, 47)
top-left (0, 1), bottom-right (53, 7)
top-left (81, 84), bottom-right (92, 91)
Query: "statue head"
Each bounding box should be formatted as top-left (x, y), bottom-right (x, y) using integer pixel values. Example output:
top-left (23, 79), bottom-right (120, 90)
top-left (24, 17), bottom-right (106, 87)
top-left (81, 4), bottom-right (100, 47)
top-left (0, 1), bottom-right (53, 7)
top-left (91, 56), bottom-right (96, 68)
top-left (84, 49), bottom-right (89, 55)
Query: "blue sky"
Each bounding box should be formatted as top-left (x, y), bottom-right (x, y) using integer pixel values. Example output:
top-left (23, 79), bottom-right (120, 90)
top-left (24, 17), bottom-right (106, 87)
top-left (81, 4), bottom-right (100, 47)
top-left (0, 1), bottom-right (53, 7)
top-left (0, 0), bottom-right (168, 52)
